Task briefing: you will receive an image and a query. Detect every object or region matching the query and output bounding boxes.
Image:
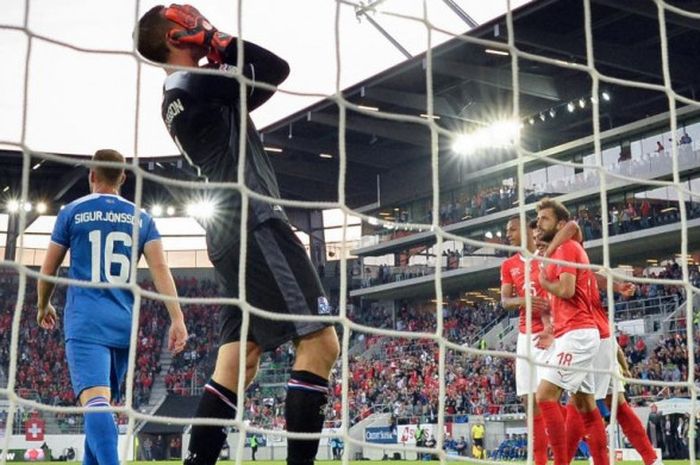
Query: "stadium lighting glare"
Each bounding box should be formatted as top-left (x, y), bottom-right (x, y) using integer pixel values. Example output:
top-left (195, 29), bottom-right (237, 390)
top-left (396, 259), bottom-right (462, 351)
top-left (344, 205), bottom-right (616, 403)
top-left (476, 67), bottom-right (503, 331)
top-left (6, 200), bottom-right (19, 213)
top-left (539, 113), bottom-right (546, 122)
top-left (200, 201), bottom-right (215, 219)
top-left (420, 113), bottom-right (441, 120)
top-left (264, 146), bottom-right (283, 153)
top-left (578, 98), bottom-right (586, 109)
top-left (187, 200), bottom-right (216, 220)
top-left (567, 102), bottom-right (575, 113)
top-left (319, 153), bottom-right (333, 159)
top-left (451, 119), bottom-right (520, 155)
top-left (166, 206), bottom-right (176, 216)
top-left (185, 203), bottom-right (198, 217)
top-left (602, 91), bottom-right (611, 101)
top-left (484, 48), bottom-right (509, 56)
top-left (23, 202), bottom-right (32, 212)
top-left (549, 108), bottom-right (556, 118)
top-left (528, 117), bottom-right (535, 125)
top-left (357, 105), bottom-right (379, 112)
top-left (496, 231), bottom-right (502, 238)
top-left (36, 202), bottom-right (47, 214)
top-left (151, 205), bottom-right (163, 217)
top-left (32, 162), bottom-right (43, 170)
top-left (485, 231), bottom-right (493, 239)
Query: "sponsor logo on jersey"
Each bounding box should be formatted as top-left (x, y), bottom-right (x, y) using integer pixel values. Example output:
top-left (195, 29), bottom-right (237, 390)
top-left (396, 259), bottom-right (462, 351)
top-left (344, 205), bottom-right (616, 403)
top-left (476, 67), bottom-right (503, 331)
top-left (317, 296), bottom-right (330, 315)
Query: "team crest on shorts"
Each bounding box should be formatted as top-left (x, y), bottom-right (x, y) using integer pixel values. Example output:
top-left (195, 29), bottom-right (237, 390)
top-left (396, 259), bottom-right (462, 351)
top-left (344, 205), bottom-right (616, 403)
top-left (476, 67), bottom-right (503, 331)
top-left (317, 297), bottom-right (330, 315)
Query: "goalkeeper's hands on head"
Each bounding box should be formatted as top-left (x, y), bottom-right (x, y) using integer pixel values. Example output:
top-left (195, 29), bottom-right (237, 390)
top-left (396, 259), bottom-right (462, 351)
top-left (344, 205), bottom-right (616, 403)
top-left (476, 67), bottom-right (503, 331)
top-left (164, 4), bottom-right (233, 65)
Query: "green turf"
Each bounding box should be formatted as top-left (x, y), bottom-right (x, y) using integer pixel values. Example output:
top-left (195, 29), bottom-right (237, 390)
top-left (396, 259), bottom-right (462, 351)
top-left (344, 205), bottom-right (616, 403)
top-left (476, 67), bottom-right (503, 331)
top-left (33, 461), bottom-right (694, 465)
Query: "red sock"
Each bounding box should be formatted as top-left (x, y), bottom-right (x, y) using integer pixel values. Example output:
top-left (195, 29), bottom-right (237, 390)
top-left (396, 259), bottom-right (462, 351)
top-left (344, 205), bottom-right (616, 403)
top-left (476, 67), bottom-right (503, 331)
top-left (533, 414), bottom-right (548, 465)
top-left (559, 403), bottom-right (568, 420)
top-left (539, 401), bottom-right (567, 465)
top-left (565, 403), bottom-right (585, 462)
top-left (617, 402), bottom-right (657, 465)
top-left (581, 409), bottom-right (609, 465)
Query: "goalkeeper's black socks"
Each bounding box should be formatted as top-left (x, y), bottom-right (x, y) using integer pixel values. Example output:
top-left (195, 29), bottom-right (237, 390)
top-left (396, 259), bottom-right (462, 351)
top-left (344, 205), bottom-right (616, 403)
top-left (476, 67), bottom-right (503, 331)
top-left (184, 379), bottom-right (238, 465)
top-left (285, 370), bottom-right (329, 465)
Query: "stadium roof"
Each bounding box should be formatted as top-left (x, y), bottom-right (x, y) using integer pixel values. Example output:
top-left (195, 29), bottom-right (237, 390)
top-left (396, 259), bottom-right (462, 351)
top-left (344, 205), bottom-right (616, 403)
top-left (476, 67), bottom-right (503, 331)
top-left (1, 0), bottom-right (529, 156)
top-left (3, 0), bottom-right (700, 213)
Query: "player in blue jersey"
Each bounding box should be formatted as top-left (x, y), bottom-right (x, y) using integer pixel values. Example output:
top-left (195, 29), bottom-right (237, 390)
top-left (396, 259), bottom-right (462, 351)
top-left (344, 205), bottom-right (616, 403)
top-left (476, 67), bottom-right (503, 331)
top-left (36, 149), bottom-right (188, 465)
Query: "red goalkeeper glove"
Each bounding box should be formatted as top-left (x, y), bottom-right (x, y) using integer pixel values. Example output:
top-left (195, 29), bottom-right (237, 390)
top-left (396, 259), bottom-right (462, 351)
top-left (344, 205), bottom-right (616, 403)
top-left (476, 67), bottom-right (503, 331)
top-left (164, 4), bottom-right (232, 64)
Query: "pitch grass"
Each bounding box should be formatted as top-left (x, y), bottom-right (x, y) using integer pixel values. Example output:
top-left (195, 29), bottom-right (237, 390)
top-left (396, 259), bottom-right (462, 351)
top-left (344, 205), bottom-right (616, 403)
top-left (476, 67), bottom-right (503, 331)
top-left (37, 461), bottom-right (693, 465)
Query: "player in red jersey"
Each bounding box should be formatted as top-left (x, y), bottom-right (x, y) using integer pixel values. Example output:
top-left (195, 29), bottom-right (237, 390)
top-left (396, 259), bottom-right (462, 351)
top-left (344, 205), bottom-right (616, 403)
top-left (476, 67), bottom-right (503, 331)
top-left (500, 216), bottom-right (551, 465)
top-left (544, 221), bottom-right (663, 465)
top-left (534, 198), bottom-right (608, 465)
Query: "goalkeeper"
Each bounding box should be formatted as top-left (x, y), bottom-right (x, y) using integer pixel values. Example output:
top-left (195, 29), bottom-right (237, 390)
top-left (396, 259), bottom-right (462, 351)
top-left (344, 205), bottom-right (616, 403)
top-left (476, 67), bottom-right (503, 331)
top-left (137, 5), bottom-right (339, 465)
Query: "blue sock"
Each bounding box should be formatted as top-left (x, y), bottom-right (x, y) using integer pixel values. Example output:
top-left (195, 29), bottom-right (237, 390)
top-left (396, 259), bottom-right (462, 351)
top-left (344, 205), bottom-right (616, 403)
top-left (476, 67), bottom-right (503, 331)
top-left (596, 398), bottom-right (611, 422)
top-left (83, 436), bottom-right (98, 465)
top-left (84, 396), bottom-right (119, 465)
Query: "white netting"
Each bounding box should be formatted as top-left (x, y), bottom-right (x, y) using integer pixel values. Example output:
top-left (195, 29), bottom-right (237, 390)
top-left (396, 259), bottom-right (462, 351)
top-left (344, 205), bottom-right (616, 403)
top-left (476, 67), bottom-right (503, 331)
top-left (1, 0), bottom-right (699, 464)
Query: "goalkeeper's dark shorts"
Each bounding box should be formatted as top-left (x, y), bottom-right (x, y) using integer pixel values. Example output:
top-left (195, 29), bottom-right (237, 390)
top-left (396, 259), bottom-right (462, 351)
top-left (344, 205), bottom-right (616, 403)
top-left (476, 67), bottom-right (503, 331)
top-left (213, 219), bottom-right (332, 352)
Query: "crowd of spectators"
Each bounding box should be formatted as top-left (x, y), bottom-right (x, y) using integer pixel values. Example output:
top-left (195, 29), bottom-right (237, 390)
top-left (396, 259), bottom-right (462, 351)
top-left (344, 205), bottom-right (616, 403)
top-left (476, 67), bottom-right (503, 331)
top-left (324, 338), bottom-right (517, 428)
top-left (0, 271), bottom-right (168, 412)
top-left (164, 278), bottom-right (220, 395)
top-left (624, 331), bottom-right (699, 403)
top-left (361, 197), bottom-right (700, 290)
top-left (0, 253), bottom-right (695, 434)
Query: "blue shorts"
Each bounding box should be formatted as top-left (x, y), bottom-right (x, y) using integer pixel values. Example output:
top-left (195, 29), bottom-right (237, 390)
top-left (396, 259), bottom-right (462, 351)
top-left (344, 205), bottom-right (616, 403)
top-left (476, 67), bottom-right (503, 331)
top-left (65, 339), bottom-right (129, 403)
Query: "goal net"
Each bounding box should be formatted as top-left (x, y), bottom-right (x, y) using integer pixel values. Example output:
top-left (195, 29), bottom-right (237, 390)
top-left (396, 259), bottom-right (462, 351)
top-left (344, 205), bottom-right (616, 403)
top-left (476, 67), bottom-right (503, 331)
top-left (1, 0), bottom-right (699, 463)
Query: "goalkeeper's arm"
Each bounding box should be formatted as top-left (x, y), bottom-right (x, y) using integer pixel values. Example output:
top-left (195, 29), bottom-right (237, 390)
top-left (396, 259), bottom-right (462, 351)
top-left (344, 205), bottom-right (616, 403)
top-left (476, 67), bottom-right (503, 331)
top-left (144, 239), bottom-right (188, 354)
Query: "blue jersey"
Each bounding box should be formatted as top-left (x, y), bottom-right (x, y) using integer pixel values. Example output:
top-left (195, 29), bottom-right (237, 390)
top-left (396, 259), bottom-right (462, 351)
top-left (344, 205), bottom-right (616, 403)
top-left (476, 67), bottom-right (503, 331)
top-left (50, 193), bottom-right (160, 348)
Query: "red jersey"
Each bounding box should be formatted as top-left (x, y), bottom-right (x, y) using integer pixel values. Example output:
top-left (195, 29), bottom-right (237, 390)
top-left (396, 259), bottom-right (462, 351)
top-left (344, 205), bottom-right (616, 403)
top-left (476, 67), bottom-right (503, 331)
top-left (544, 240), bottom-right (596, 337)
top-left (500, 252), bottom-right (546, 333)
top-left (589, 276), bottom-right (611, 338)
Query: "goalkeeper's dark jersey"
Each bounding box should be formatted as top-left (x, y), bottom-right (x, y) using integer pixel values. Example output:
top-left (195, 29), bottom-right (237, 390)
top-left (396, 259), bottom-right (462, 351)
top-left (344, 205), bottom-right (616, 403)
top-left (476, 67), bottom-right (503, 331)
top-left (161, 40), bottom-right (290, 262)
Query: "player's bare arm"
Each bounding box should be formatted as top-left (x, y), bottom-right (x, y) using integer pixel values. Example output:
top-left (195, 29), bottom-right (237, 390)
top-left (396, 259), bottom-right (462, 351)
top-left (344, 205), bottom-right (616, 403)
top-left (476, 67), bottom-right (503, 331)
top-left (534, 306), bottom-right (554, 349)
top-left (36, 242), bottom-right (67, 330)
top-left (617, 345), bottom-right (632, 378)
top-left (539, 271), bottom-right (576, 299)
top-left (143, 239), bottom-right (188, 355)
top-left (592, 272), bottom-right (636, 297)
top-left (501, 283), bottom-right (549, 313)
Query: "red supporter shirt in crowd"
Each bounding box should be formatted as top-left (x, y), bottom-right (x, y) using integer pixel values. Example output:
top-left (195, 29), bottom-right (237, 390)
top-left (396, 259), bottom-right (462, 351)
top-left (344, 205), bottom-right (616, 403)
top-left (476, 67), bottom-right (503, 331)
top-left (544, 240), bottom-right (596, 337)
top-left (500, 252), bottom-right (547, 333)
top-left (589, 275), bottom-right (611, 339)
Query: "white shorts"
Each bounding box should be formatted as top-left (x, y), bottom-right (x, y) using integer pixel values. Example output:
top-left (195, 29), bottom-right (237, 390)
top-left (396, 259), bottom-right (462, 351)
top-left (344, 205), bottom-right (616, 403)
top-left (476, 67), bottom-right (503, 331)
top-left (540, 328), bottom-right (600, 394)
top-left (516, 332), bottom-right (553, 396)
top-left (593, 337), bottom-right (624, 400)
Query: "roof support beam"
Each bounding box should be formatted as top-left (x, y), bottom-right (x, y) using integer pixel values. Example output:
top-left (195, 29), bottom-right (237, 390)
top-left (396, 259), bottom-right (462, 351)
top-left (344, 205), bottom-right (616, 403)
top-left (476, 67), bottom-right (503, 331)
top-left (361, 86), bottom-right (459, 118)
top-left (434, 61), bottom-right (561, 101)
top-left (593, 0), bottom-right (700, 31)
top-left (262, 133), bottom-right (394, 170)
top-left (513, 26), bottom-right (697, 84)
top-left (307, 111), bottom-right (434, 147)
